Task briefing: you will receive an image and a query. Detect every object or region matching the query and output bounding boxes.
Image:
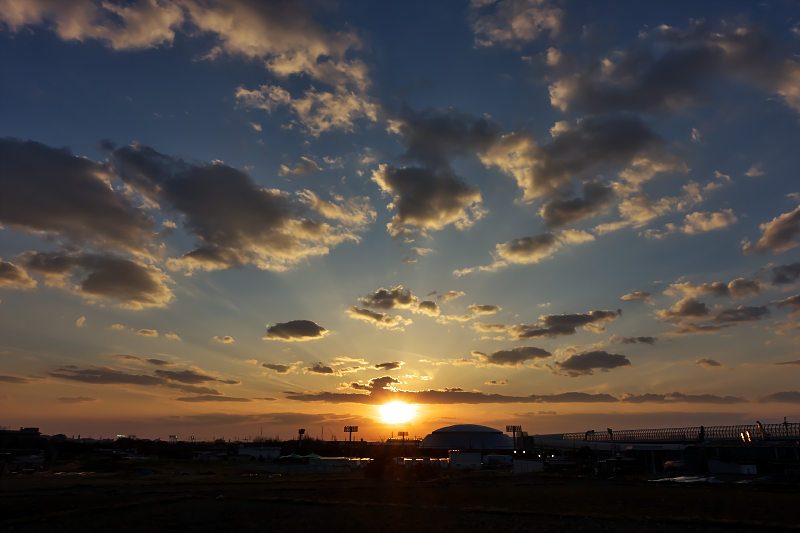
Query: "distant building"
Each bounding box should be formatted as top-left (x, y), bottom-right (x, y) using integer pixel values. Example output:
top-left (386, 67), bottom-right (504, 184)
top-left (421, 424), bottom-right (514, 450)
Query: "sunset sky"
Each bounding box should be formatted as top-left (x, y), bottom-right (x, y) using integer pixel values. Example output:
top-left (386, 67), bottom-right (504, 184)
top-left (1, 0), bottom-right (799, 442)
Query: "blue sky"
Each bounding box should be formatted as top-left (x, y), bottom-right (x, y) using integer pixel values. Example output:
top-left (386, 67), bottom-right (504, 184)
top-left (1, 0), bottom-right (799, 440)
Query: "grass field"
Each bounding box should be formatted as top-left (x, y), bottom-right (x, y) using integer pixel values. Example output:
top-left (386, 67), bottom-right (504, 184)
top-left (2, 460), bottom-right (799, 532)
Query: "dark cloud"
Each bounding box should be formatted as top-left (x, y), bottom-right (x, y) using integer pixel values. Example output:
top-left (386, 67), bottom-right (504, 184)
top-left (264, 320), bottom-right (328, 342)
top-left (472, 309), bottom-right (619, 340)
top-left (468, 304), bottom-right (502, 315)
top-left (49, 364), bottom-right (239, 397)
top-left (56, 397), bottom-right (97, 404)
top-left (51, 366), bottom-right (165, 386)
top-left (303, 363), bottom-right (335, 375)
top-left (772, 295), bottom-right (800, 312)
top-left (371, 165), bottom-right (483, 238)
top-left (262, 363), bottom-right (294, 374)
top-left (664, 321), bottom-right (734, 336)
top-left (372, 362), bottom-right (404, 371)
top-left (286, 384), bottom-right (620, 405)
top-left (757, 391), bottom-right (800, 403)
top-left (712, 305), bottom-right (770, 323)
top-left (553, 350), bottom-right (632, 377)
top-left (385, 106), bottom-right (503, 169)
top-left (154, 369), bottom-right (239, 385)
top-left (541, 309), bottom-right (620, 333)
top-left (610, 335), bottom-right (657, 345)
top-left (19, 250), bottom-right (174, 309)
top-left (0, 137), bottom-right (157, 255)
top-left (415, 300), bottom-right (441, 317)
top-left (115, 354), bottom-right (176, 367)
top-left (549, 20), bottom-right (800, 115)
top-left (656, 297), bottom-right (710, 320)
top-left (146, 358), bottom-right (176, 367)
top-left (346, 306), bottom-right (411, 330)
top-left (359, 286), bottom-right (418, 310)
top-left (471, 346), bottom-right (551, 367)
top-left (479, 114), bottom-right (666, 201)
top-left (164, 383), bottom-right (222, 395)
top-left (138, 329), bottom-right (158, 337)
top-left (773, 360), bottom-right (800, 366)
top-left (743, 205), bottom-right (800, 255)
top-left (175, 395), bottom-right (252, 402)
top-left (108, 142), bottom-right (369, 272)
top-left (771, 262), bottom-right (800, 285)
top-left (696, 358), bottom-right (722, 368)
top-left (472, 322), bottom-right (572, 339)
top-left (485, 380), bottom-right (509, 386)
top-left (540, 179), bottom-right (614, 227)
top-left (620, 291), bottom-right (652, 300)
top-left (0, 374), bottom-right (35, 384)
top-left (621, 392), bottom-right (747, 404)
top-left (0, 258), bottom-right (37, 289)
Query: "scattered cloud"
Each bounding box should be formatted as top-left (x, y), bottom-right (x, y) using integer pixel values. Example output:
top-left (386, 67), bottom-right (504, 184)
top-left (547, 21), bottom-right (800, 115)
top-left (138, 329), bottom-right (158, 337)
top-left (75, 316), bottom-right (86, 328)
top-left (212, 335), bottom-right (234, 343)
top-left (468, 304), bottom-right (502, 315)
top-left (455, 229), bottom-right (594, 275)
top-left (745, 163), bottom-right (765, 177)
top-left (610, 334), bottom-right (657, 345)
top-left (56, 396), bottom-right (97, 404)
top-left (438, 290), bottom-right (465, 301)
top-left (696, 358), bottom-right (722, 368)
top-left (620, 291), bottom-right (651, 301)
top-left (470, 0), bottom-right (563, 48)
top-left (346, 306), bottom-right (412, 330)
top-left (262, 363), bottom-right (300, 374)
top-left (743, 205), bottom-right (800, 255)
top-left (485, 379), bottom-right (509, 386)
top-left (277, 156), bottom-right (321, 177)
top-left (681, 209), bottom-right (737, 234)
top-left (0, 258), bottom-right (37, 290)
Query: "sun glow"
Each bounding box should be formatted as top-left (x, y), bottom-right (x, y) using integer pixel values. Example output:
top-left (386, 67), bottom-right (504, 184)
top-left (379, 401), bottom-right (416, 424)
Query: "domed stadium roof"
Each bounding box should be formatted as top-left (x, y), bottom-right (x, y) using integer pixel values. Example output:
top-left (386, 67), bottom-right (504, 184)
top-left (420, 424), bottom-right (514, 450)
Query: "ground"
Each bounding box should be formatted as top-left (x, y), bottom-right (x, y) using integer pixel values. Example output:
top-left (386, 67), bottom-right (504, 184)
top-left (2, 461), bottom-right (799, 532)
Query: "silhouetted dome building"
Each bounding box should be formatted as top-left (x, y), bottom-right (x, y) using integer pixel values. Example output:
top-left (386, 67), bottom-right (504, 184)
top-left (420, 424), bottom-right (514, 450)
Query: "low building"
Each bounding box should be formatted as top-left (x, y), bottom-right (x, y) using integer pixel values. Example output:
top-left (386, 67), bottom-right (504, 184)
top-left (237, 447), bottom-right (281, 461)
top-left (449, 450), bottom-right (482, 469)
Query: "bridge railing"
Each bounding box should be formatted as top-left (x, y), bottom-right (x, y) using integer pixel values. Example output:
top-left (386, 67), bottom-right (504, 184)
top-left (562, 423), bottom-right (799, 442)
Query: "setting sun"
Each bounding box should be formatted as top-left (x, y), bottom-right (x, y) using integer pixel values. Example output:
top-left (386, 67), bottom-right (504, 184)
top-left (379, 402), bottom-right (416, 424)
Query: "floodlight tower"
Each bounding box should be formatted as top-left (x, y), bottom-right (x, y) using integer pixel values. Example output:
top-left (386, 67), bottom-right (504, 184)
top-left (344, 426), bottom-right (358, 442)
top-left (506, 425), bottom-right (522, 452)
top-left (298, 428), bottom-right (305, 448)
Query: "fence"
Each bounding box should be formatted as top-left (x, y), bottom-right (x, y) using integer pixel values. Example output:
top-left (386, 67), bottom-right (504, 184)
top-left (562, 422), bottom-right (800, 443)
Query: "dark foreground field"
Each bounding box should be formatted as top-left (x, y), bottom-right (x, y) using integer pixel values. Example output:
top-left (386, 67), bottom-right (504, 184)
top-left (3, 463), bottom-right (799, 532)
